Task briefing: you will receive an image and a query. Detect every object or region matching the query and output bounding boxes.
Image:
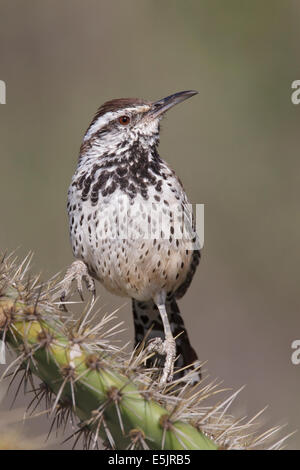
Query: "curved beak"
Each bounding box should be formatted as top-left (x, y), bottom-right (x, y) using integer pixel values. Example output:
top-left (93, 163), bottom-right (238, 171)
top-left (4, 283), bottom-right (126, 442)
top-left (148, 90), bottom-right (198, 119)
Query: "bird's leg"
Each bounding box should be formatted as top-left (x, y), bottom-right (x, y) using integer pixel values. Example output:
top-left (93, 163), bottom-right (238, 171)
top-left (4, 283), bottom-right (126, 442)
top-left (60, 260), bottom-right (96, 310)
top-left (148, 293), bottom-right (176, 385)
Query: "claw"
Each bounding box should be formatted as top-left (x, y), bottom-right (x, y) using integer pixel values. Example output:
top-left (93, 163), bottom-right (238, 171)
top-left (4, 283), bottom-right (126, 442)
top-left (60, 292), bottom-right (68, 312)
top-left (147, 336), bottom-right (176, 385)
top-left (59, 260), bottom-right (96, 310)
top-left (77, 286), bottom-right (84, 302)
top-left (91, 288), bottom-right (96, 304)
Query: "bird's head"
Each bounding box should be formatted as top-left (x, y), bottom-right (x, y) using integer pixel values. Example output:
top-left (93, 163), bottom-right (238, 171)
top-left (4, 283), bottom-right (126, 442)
top-left (81, 91), bottom-right (198, 157)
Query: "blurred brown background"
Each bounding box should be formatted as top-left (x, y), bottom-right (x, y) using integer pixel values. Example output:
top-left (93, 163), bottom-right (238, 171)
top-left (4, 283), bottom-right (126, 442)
top-left (0, 0), bottom-right (299, 449)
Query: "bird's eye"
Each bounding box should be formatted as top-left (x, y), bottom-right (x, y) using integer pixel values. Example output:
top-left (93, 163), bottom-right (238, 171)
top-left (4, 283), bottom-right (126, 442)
top-left (119, 115), bottom-right (130, 125)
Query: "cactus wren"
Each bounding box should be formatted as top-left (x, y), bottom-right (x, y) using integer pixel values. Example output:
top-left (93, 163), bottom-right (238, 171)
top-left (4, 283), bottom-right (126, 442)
top-left (61, 91), bottom-right (201, 385)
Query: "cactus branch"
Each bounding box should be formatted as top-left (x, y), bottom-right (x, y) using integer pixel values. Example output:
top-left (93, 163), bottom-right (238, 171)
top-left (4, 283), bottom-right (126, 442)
top-left (0, 253), bottom-right (290, 449)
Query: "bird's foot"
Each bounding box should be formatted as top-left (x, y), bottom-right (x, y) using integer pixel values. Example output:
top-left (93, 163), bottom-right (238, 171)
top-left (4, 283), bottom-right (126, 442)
top-left (59, 260), bottom-right (96, 311)
top-left (147, 336), bottom-right (176, 386)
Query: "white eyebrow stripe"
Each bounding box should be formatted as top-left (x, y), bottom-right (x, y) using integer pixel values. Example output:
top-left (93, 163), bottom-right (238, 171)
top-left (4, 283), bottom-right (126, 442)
top-left (83, 105), bottom-right (151, 141)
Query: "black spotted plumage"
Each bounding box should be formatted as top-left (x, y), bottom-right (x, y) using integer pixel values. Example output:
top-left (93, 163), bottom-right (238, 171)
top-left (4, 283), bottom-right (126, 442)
top-left (73, 141), bottom-right (168, 204)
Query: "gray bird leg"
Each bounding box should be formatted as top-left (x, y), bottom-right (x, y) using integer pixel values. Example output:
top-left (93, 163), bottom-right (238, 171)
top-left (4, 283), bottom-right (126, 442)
top-left (148, 292), bottom-right (176, 385)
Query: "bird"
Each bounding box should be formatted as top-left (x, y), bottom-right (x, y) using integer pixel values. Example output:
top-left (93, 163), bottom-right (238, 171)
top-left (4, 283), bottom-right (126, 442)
top-left (61, 91), bottom-right (201, 385)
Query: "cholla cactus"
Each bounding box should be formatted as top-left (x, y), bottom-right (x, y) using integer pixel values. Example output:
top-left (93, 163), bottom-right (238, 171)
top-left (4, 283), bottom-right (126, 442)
top-left (0, 253), bottom-right (290, 450)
